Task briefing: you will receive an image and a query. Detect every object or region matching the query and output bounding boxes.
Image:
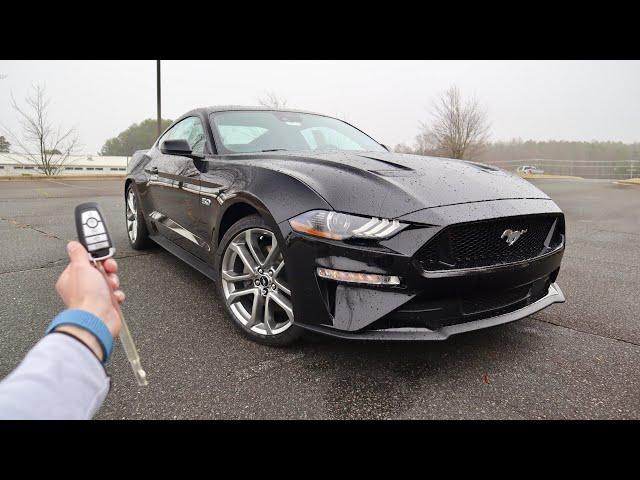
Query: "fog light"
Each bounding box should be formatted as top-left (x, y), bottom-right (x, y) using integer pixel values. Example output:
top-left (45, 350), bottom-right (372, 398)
top-left (316, 267), bottom-right (401, 286)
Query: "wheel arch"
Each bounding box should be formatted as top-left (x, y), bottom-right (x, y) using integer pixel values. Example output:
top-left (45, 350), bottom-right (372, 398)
top-left (214, 194), bottom-right (276, 251)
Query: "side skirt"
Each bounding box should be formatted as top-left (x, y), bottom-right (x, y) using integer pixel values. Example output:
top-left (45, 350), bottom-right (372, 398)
top-left (149, 234), bottom-right (217, 282)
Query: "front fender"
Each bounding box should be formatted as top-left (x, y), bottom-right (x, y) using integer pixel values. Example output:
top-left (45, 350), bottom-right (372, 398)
top-left (208, 165), bottom-right (332, 251)
top-left (238, 166), bottom-right (333, 224)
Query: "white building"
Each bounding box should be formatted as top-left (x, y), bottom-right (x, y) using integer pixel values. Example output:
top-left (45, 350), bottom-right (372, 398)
top-left (0, 154), bottom-right (129, 176)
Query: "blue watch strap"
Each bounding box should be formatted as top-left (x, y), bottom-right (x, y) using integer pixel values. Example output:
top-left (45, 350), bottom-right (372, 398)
top-left (46, 309), bottom-right (113, 363)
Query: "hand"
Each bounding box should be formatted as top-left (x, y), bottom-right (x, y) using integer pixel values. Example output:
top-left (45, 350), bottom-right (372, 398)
top-left (55, 241), bottom-right (125, 343)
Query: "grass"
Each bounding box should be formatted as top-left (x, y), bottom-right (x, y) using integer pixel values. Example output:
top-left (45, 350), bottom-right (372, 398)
top-left (617, 178), bottom-right (640, 185)
top-left (517, 173), bottom-right (584, 180)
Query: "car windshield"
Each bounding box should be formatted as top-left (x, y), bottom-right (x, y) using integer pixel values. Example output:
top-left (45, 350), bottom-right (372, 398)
top-left (210, 110), bottom-right (386, 154)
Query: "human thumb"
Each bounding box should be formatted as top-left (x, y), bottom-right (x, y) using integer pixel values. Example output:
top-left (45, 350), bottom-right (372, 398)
top-left (66, 240), bottom-right (90, 265)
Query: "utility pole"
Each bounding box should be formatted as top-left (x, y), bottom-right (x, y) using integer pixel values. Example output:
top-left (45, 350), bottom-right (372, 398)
top-left (156, 60), bottom-right (162, 138)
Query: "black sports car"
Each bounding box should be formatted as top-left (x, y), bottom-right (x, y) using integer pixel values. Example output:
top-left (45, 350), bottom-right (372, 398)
top-left (125, 106), bottom-right (565, 345)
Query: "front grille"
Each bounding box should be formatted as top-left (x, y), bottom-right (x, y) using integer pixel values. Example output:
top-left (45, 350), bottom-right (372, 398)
top-left (415, 214), bottom-right (564, 271)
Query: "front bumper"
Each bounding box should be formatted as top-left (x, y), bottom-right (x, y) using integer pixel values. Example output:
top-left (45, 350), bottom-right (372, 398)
top-left (279, 199), bottom-right (566, 341)
top-left (296, 283), bottom-right (564, 340)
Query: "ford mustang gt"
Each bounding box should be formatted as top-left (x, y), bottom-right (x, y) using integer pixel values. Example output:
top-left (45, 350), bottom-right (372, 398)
top-left (125, 106), bottom-right (565, 345)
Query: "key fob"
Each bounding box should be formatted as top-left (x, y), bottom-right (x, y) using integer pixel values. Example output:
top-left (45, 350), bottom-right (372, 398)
top-left (75, 202), bottom-right (116, 261)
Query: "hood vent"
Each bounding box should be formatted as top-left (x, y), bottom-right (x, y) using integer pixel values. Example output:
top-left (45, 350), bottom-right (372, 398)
top-left (464, 161), bottom-right (501, 172)
top-left (369, 169), bottom-right (422, 177)
top-left (357, 154), bottom-right (414, 171)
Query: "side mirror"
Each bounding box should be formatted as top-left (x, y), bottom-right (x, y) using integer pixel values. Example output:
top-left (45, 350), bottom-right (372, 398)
top-left (160, 139), bottom-right (193, 156)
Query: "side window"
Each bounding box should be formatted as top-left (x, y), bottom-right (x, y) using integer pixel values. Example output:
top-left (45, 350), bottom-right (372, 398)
top-left (186, 119), bottom-right (206, 155)
top-left (160, 117), bottom-right (206, 155)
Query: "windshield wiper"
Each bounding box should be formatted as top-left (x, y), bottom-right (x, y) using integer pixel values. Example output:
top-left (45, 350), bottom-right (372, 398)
top-left (259, 149), bottom-right (288, 153)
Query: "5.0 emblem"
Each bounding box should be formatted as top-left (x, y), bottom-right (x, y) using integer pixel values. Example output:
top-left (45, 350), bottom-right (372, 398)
top-left (501, 229), bottom-right (527, 246)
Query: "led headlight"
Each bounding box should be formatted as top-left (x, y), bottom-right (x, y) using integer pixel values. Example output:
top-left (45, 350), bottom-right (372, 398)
top-left (289, 210), bottom-right (407, 240)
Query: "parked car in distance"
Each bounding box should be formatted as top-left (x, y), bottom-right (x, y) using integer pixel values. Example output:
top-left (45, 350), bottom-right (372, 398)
top-left (124, 106), bottom-right (565, 345)
top-left (517, 165), bottom-right (545, 175)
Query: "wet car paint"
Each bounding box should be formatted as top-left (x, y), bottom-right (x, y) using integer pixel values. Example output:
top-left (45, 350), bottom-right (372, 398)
top-left (125, 106), bottom-right (565, 339)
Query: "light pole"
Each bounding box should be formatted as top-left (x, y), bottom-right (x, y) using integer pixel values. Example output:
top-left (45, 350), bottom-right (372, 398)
top-left (156, 60), bottom-right (161, 138)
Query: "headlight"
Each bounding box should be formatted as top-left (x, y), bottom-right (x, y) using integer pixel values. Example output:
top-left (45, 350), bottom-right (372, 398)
top-left (289, 210), bottom-right (407, 240)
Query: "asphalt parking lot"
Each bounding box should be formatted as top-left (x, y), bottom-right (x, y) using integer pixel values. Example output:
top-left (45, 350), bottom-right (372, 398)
top-left (0, 177), bottom-right (638, 419)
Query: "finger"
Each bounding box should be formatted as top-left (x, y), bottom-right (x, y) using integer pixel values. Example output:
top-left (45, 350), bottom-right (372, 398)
top-left (55, 266), bottom-right (70, 295)
top-left (66, 241), bottom-right (90, 265)
top-left (106, 273), bottom-right (120, 290)
top-left (113, 290), bottom-right (126, 304)
top-left (103, 258), bottom-right (118, 274)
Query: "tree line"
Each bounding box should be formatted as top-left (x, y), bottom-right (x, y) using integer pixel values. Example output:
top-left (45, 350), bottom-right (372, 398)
top-left (475, 139), bottom-right (640, 163)
top-left (397, 138), bottom-right (640, 165)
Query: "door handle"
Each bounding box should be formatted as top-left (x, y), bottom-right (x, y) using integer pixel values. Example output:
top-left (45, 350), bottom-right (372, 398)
top-left (146, 167), bottom-right (159, 175)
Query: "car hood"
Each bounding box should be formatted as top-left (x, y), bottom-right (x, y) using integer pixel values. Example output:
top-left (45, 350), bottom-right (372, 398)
top-left (237, 151), bottom-right (550, 219)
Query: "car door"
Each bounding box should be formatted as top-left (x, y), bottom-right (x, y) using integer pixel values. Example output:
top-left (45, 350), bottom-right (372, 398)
top-left (144, 116), bottom-right (208, 255)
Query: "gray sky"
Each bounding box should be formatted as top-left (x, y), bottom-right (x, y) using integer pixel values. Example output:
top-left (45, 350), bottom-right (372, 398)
top-left (1, 60), bottom-right (639, 155)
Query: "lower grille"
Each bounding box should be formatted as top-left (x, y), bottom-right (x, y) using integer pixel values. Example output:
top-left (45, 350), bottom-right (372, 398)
top-left (415, 214), bottom-right (564, 271)
top-left (461, 284), bottom-right (531, 314)
top-left (367, 274), bottom-right (554, 332)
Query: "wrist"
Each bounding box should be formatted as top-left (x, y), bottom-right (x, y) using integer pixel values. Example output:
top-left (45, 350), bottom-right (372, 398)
top-left (54, 325), bottom-right (105, 362)
top-left (72, 301), bottom-right (110, 328)
top-left (46, 309), bottom-right (114, 362)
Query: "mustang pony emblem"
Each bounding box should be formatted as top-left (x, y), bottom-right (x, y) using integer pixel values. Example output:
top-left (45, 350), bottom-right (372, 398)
top-left (501, 229), bottom-right (527, 246)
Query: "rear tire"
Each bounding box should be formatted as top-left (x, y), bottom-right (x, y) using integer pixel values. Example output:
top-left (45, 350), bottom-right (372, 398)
top-left (125, 184), bottom-right (153, 250)
top-left (215, 214), bottom-right (303, 347)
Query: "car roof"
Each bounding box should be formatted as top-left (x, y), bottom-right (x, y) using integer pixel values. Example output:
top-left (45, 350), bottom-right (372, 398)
top-left (182, 105), bottom-right (332, 118)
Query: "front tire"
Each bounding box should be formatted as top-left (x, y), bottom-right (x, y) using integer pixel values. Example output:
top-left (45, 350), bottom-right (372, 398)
top-left (215, 215), bottom-right (303, 346)
top-left (125, 184), bottom-right (152, 250)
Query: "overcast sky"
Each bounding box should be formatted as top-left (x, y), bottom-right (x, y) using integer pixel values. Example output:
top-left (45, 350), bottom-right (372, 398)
top-left (1, 60), bottom-right (639, 154)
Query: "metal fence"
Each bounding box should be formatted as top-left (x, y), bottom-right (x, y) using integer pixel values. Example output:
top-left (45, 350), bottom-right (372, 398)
top-left (484, 159), bottom-right (640, 180)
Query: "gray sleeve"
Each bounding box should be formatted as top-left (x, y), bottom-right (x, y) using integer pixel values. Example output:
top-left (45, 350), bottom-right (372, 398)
top-left (0, 333), bottom-right (111, 419)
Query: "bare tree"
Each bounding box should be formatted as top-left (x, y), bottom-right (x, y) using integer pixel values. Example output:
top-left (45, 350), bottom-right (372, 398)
top-left (1, 85), bottom-right (80, 175)
top-left (413, 128), bottom-right (440, 156)
top-left (393, 143), bottom-right (413, 153)
top-left (420, 85), bottom-right (490, 159)
top-left (257, 91), bottom-right (288, 108)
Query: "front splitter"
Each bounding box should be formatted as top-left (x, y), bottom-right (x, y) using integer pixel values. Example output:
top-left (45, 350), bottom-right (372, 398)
top-left (297, 283), bottom-right (565, 341)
